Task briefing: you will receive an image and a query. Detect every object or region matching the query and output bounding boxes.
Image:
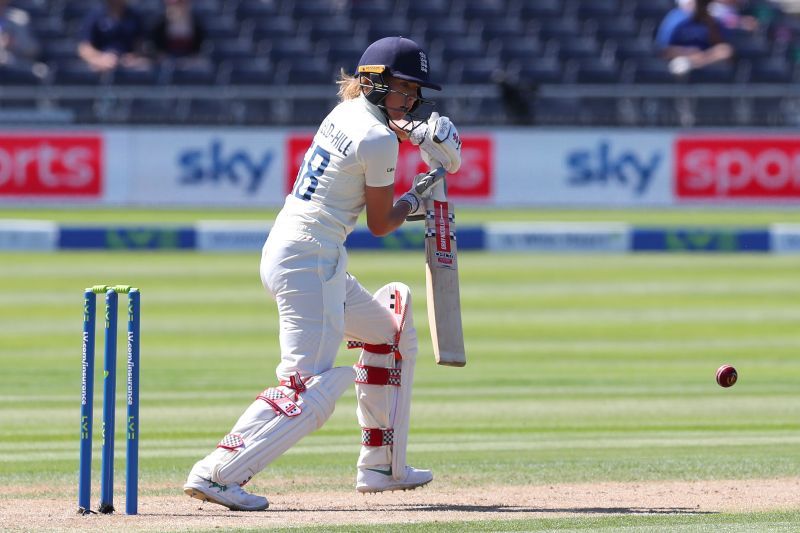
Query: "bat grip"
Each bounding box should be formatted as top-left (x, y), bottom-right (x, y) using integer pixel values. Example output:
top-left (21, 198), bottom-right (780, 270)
top-left (429, 178), bottom-right (447, 202)
top-left (405, 167), bottom-right (447, 222)
top-left (417, 165), bottom-right (447, 199)
top-left (414, 167), bottom-right (447, 194)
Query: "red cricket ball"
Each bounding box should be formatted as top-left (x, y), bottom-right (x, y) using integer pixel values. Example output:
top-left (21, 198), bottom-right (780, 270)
top-left (716, 365), bottom-right (738, 388)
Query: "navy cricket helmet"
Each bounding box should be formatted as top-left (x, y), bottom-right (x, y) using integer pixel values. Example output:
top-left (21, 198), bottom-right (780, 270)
top-left (356, 36), bottom-right (440, 118)
top-left (357, 36), bottom-right (441, 91)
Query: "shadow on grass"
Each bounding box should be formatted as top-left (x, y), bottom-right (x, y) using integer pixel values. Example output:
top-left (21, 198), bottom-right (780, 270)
top-left (259, 504), bottom-right (716, 516)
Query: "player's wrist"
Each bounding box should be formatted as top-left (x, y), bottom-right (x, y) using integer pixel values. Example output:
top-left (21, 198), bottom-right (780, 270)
top-left (396, 192), bottom-right (419, 214)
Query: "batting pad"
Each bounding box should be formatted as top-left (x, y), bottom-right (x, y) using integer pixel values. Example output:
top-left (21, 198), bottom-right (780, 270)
top-left (354, 282), bottom-right (418, 480)
top-left (211, 366), bottom-right (355, 486)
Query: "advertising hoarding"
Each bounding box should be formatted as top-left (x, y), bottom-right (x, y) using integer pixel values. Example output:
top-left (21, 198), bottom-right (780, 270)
top-left (0, 133), bottom-right (103, 198)
top-left (676, 136), bottom-right (800, 201)
top-left (2, 128), bottom-right (800, 208)
top-left (493, 130), bottom-right (674, 206)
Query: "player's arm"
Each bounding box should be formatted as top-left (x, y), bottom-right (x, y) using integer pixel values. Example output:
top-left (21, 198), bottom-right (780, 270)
top-left (360, 124), bottom-right (446, 236)
top-left (365, 184), bottom-right (412, 237)
top-left (360, 127), bottom-right (408, 237)
top-left (366, 168), bottom-right (446, 235)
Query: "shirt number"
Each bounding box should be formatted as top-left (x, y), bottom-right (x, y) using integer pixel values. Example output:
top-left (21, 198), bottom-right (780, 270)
top-left (293, 144), bottom-right (330, 201)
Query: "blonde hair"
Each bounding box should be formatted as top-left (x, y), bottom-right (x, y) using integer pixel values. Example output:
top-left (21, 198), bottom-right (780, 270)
top-left (337, 69), bottom-right (364, 102)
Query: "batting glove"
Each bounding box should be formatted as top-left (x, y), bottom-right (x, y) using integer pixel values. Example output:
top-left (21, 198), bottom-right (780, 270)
top-left (409, 112), bottom-right (462, 174)
top-left (398, 167), bottom-right (446, 217)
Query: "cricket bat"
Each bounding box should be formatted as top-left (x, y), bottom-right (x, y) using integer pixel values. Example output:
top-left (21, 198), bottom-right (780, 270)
top-left (423, 172), bottom-right (466, 367)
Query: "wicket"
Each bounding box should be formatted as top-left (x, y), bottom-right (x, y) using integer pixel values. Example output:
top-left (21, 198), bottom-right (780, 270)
top-left (79, 285), bottom-right (140, 515)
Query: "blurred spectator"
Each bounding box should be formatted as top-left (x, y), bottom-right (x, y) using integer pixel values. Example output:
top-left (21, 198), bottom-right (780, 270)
top-left (78, 0), bottom-right (151, 72)
top-left (658, 0), bottom-right (734, 76)
top-left (492, 69), bottom-right (533, 125)
top-left (0, 0), bottom-right (40, 66)
top-left (750, 0), bottom-right (793, 47)
top-left (152, 0), bottom-right (207, 63)
top-left (656, 0), bottom-right (696, 50)
top-left (711, 0), bottom-right (760, 31)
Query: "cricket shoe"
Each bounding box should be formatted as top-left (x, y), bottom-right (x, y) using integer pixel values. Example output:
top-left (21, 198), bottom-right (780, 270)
top-left (183, 473), bottom-right (269, 511)
top-left (356, 465), bottom-right (433, 493)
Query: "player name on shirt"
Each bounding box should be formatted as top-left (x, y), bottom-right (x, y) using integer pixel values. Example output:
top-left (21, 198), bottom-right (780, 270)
top-left (317, 118), bottom-right (353, 157)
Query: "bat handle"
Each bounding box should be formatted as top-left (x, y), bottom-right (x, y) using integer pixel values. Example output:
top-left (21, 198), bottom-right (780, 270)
top-left (427, 166), bottom-right (447, 202)
top-left (429, 178), bottom-right (447, 202)
top-left (406, 167), bottom-right (447, 222)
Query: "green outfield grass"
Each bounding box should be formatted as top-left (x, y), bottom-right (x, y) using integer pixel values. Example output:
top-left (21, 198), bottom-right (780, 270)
top-left (292, 512), bottom-right (800, 533)
top-left (3, 206), bottom-right (800, 225)
top-left (1, 246), bottom-right (799, 531)
top-left (3, 203), bottom-right (800, 530)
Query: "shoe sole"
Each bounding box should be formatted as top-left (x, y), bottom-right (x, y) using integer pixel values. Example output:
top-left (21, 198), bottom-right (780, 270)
top-left (356, 477), bottom-right (432, 494)
top-left (184, 486), bottom-right (269, 511)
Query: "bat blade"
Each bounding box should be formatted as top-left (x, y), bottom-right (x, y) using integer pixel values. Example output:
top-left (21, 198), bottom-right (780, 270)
top-left (424, 197), bottom-right (466, 367)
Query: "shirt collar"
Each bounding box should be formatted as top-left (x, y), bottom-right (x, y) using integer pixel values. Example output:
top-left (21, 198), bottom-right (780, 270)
top-left (358, 93), bottom-right (389, 126)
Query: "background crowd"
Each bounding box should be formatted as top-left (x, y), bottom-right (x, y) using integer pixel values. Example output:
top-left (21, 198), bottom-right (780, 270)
top-left (2, 0), bottom-right (800, 126)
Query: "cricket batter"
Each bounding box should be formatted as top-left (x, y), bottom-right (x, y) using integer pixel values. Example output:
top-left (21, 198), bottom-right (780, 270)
top-left (184, 36), bottom-right (462, 511)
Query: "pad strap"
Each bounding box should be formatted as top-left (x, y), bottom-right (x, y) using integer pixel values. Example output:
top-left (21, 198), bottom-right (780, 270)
top-left (347, 341), bottom-right (396, 354)
top-left (354, 364), bottom-right (401, 386)
top-left (361, 427), bottom-right (394, 446)
top-left (279, 373), bottom-right (307, 393)
top-left (255, 371), bottom-right (306, 417)
top-left (217, 433), bottom-right (245, 450)
top-left (257, 387), bottom-right (302, 417)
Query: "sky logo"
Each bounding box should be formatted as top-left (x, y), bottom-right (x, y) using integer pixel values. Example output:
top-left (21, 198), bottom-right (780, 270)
top-left (177, 140), bottom-right (274, 194)
top-left (566, 141), bottom-right (662, 196)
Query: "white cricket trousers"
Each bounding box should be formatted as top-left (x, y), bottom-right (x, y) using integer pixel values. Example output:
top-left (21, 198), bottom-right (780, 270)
top-left (260, 229), bottom-right (397, 381)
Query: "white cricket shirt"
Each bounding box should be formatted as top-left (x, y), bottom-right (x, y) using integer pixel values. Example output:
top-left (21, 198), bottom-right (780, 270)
top-left (274, 94), bottom-right (398, 243)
